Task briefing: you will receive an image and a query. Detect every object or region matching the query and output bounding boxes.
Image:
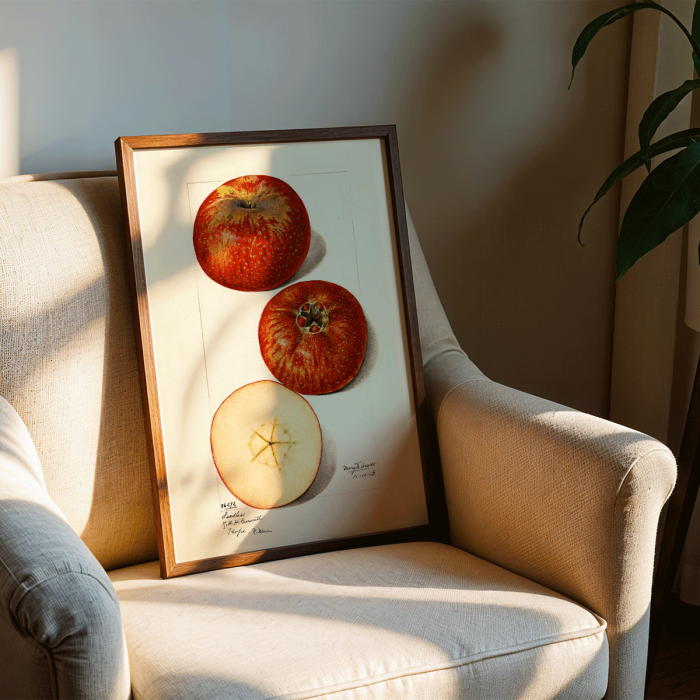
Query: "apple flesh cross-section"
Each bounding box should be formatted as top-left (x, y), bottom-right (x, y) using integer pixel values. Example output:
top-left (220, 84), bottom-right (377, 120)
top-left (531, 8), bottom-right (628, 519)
top-left (211, 381), bottom-right (322, 509)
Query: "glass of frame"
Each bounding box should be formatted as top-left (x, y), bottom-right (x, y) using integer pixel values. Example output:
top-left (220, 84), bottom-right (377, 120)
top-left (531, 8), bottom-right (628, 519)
top-left (115, 125), bottom-right (446, 578)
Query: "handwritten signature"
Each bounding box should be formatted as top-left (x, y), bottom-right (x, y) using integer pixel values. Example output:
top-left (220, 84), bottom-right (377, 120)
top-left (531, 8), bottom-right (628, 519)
top-left (343, 461), bottom-right (376, 473)
top-left (342, 461), bottom-right (377, 479)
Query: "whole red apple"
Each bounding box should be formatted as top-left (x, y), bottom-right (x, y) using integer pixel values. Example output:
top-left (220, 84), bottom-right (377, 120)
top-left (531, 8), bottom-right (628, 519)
top-left (193, 175), bottom-right (310, 292)
top-left (258, 280), bottom-right (367, 394)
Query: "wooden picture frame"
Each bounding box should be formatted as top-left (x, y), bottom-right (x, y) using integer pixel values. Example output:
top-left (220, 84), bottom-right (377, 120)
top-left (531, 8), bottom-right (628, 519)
top-left (115, 126), bottom-right (447, 578)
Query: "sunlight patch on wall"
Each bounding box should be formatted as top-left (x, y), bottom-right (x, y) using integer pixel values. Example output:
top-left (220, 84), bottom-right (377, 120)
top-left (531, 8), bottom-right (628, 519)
top-left (0, 47), bottom-right (19, 178)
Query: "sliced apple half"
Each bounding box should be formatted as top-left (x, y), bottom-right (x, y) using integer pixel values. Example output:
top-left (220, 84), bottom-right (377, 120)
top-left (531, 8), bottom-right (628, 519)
top-left (211, 380), bottom-right (322, 509)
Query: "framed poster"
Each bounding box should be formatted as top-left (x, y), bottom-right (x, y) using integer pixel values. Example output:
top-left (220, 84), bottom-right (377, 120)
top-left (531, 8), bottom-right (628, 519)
top-left (115, 126), bottom-right (447, 578)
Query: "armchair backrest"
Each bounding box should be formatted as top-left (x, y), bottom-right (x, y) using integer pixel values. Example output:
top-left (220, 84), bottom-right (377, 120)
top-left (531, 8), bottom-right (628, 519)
top-left (0, 173), bottom-right (158, 571)
top-left (0, 171), bottom-right (462, 572)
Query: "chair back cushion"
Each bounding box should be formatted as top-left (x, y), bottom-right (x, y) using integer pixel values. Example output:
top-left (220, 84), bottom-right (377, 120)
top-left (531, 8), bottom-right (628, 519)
top-left (0, 172), bottom-right (462, 573)
top-left (0, 172), bottom-right (157, 570)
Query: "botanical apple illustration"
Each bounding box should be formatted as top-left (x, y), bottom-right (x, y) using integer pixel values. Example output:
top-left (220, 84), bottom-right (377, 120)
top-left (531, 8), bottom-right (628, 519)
top-left (211, 380), bottom-right (322, 509)
top-left (258, 280), bottom-right (367, 394)
top-left (193, 175), bottom-right (311, 292)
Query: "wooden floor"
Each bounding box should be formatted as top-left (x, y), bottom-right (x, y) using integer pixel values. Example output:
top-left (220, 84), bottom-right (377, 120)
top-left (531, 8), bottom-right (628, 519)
top-left (647, 594), bottom-right (700, 699)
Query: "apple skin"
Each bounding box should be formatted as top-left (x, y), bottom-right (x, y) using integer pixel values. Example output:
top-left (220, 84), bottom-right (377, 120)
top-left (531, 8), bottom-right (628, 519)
top-left (258, 280), bottom-right (367, 395)
top-left (193, 175), bottom-right (310, 292)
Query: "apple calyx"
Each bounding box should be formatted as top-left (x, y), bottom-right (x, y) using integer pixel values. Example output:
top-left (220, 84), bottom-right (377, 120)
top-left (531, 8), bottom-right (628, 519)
top-left (296, 301), bottom-right (329, 334)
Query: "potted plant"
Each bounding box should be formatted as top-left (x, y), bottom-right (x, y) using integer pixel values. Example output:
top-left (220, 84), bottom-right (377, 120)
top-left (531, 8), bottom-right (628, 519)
top-left (571, 1), bottom-right (700, 692)
top-left (572, 0), bottom-right (700, 280)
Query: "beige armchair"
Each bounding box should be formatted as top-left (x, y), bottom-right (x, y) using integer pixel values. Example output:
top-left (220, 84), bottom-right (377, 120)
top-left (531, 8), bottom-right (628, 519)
top-left (0, 171), bottom-right (675, 700)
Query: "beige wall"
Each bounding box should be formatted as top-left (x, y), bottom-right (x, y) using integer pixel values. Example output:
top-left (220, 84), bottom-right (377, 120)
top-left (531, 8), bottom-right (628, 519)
top-left (0, 0), bottom-right (631, 418)
top-left (403, 2), bottom-right (630, 417)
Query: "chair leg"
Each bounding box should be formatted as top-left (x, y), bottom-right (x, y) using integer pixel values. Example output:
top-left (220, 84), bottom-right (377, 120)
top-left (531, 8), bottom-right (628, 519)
top-left (645, 350), bottom-right (700, 697)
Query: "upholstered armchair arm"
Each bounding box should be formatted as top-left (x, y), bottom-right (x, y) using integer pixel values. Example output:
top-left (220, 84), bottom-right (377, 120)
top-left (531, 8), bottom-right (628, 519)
top-left (424, 349), bottom-right (675, 700)
top-left (406, 203), bottom-right (676, 699)
top-left (0, 397), bottom-right (130, 700)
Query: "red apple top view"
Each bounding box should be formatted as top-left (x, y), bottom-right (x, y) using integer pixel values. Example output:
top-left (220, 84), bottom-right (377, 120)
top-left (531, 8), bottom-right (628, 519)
top-left (193, 175), bottom-right (311, 292)
top-left (259, 280), bottom-right (368, 395)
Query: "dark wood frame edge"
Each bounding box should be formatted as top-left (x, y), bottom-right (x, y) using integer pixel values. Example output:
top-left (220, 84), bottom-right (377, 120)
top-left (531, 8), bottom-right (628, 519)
top-left (383, 128), bottom-right (450, 545)
top-left (115, 138), bottom-right (176, 578)
top-left (115, 125), bottom-right (446, 578)
top-left (168, 524), bottom-right (434, 578)
top-left (118, 125), bottom-right (398, 151)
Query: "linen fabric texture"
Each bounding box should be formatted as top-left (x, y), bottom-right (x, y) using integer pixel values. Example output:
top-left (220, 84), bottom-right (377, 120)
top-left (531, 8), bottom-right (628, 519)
top-left (0, 396), bottom-right (130, 700)
top-left (109, 542), bottom-right (608, 700)
top-left (0, 173), bottom-right (157, 572)
top-left (0, 172), bottom-right (677, 699)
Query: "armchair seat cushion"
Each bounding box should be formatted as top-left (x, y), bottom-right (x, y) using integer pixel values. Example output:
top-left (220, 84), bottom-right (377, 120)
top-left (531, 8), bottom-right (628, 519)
top-left (109, 541), bottom-right (608, 700)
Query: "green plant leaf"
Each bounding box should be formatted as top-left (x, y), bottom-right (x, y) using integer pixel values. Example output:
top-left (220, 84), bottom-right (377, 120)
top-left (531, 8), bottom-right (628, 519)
top-left (570, 3), bottom-right (650, 88)
top-left (578, 129), bottom-right (700, 245)
top-left (616, 141), bottom-right (700, 281)
top-left (692, 0), bottom-right (700, 73)
top-left (638, 80), bottom-right (700, 170)
top-left (570, 1), bottom-right (700, 89)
